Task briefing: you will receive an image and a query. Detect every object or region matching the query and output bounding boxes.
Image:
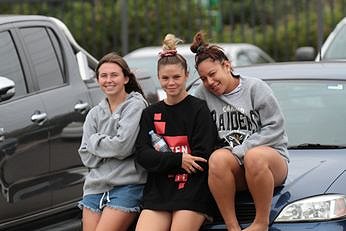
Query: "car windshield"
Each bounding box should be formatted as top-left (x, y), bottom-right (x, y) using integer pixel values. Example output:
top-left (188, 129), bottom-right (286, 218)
top-left (323, 23), bottom-right (346, 60)
top-left (189, 78), bottom-right (346, 147)
top-left (267, 80), bottom-right (346, 147)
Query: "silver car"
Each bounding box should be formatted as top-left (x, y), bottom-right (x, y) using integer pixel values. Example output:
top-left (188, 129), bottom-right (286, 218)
top-left (124, 43), bottom-right (274, 103)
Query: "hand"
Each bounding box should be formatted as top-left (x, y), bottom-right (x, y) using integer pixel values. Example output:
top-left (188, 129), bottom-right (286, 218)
top-left (181, 153), bottom-right (207, 174)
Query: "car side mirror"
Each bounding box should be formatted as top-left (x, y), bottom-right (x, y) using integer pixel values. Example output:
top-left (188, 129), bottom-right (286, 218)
top-left (295, 46), bottom-right (316, 61)
top-left (76, 51), bottom-right (95, 82)
top-left (0, 76), bottom-right (15, 102)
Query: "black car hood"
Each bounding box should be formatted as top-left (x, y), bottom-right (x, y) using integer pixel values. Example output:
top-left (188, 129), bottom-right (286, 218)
top-left (270, 149), bottom-right (346, 219)
top-left (233, 149), bottom-right (346, 224)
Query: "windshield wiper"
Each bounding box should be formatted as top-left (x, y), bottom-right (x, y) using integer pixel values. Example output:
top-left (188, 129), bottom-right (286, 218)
top-left (288, 143), bottom-right (346, 149)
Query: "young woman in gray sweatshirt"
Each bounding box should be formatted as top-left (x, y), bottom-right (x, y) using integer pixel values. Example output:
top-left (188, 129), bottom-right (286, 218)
top-left (78, 52), bottom-right (147, 231)
top-left (190, 32), bottom-right (289, 231)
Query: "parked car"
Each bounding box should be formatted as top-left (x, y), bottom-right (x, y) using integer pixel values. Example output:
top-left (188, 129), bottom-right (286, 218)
top-left (296, 17), bottom-right (346, 61)
top-left (0, 15), bottom-right (104, 230)
top-left (124, 43), bottom-right (274, 103)
top-left (189, 61), bottom-right (346, 230)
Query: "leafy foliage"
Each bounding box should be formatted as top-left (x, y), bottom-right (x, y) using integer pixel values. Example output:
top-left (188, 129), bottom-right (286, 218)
top-left (1, 0), bottom-right (344, 61)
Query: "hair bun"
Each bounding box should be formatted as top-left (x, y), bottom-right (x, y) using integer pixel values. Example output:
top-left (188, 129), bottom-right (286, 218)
top-left (190, 31), bottom-right (208, 54)
top-left (159, 34), bottom-right (183, 58)
top-left (196, 45), bottom-right (206, 54)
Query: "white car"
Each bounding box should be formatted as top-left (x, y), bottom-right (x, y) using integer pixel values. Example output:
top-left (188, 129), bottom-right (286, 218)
top-left (317, 17), bottom-right (346, 61)
top-left (124, 43), bottom-right (274, 103)
top-left (296, 17), bottom-right (346, 61)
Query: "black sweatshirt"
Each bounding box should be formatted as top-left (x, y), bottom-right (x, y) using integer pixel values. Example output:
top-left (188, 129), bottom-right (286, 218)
top-left (135, 95), bottom-right (217, 214)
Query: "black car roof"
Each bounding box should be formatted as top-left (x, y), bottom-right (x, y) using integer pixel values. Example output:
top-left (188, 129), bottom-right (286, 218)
top-left (234, 61), bottom-right (346, 81)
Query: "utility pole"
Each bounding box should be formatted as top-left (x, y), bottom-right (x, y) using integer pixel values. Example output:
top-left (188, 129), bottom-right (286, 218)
top-left (121, 0), bottom-right (128, 55)
top-left (317, 0), bottom-right (323, 60)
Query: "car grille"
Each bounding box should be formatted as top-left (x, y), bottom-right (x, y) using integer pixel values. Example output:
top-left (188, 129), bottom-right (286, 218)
top-left (212, 201), bottom-right (256, 224)
top-left (202, 198), bottom-right (256, 230)
top-left (236, 202), bottom-right (256, 224)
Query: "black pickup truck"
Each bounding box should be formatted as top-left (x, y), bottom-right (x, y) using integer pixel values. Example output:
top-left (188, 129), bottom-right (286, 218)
top-left (0, 15), bottom-right (104, 230)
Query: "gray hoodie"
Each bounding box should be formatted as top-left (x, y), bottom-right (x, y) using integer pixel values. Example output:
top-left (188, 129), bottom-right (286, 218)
top-left (193, 76), bottom-right (289, 163)
top-left (79, 91), bottom-right (148, 196)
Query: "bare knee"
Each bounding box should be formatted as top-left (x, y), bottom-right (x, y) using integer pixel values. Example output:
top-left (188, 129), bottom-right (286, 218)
top-left (171, 210), bottom-right (205, 231)
top-left (209, 149), bottom-right (233, 175)
top-left (243, 147), bottom-right (268, 174)
top-left (243, 146), bottom-right (287, 184)
top-left (209, 149), bottom-right (244, 181)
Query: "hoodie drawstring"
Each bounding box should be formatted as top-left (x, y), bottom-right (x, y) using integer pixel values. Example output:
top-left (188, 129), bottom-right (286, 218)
top-left (99, 191), bottom-right (110, 209)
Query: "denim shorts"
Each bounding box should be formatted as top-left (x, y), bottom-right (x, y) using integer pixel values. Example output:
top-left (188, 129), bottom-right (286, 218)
top-left (78, 184), bottom-right (144, 214)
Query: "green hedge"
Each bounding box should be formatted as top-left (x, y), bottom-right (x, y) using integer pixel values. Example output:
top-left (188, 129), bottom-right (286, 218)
top-left (1, 0), bottom-right (344, 61)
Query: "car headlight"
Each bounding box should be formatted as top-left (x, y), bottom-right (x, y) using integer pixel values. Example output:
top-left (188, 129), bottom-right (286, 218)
top-left (275, 194), bottom-right (346, 222)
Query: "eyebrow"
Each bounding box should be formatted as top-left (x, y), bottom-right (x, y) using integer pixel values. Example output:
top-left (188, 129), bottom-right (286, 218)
top-left (100, 71), bottom-right (119, 75)
top-left (203, 69), bottom-right (215, 77)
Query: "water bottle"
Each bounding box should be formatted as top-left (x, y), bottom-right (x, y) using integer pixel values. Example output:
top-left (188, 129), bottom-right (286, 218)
top-left (149, 130), bottom-right (171, 152)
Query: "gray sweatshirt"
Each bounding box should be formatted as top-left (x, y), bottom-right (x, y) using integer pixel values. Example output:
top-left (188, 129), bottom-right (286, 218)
top-left (79, 91), bottom-right (148, 196)
top-left (193, 76), bottom-right (289, 163)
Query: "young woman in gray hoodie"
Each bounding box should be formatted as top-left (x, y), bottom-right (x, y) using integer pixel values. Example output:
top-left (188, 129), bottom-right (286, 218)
top-left (78, 52), bottom-right (147, 231)
top-left (190, 32), bottom-right (289, 231)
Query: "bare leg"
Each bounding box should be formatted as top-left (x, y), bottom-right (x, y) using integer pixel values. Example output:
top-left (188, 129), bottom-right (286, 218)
top-left (171, 210), bottom-right (205, 231)
top-left (135, 209), bottom-right (172, 231)
top-left (82, 208), bottom-right (100, 231)
top-left (208, 149), bottom-right (246, 231)
top-left (95, 207), bottom-right (137, 231)
top-left (243, 146), bottom-right (288, 231)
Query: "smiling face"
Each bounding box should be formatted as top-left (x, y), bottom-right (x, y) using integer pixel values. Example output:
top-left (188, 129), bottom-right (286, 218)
top-left (158, 63), bottom-right (188, 102)
top-left (97, 62), bottom-right (128, 98)
top-left (197, 58), bottom-right (236, 96)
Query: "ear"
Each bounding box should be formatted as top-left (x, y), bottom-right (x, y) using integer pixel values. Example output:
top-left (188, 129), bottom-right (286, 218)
top-left (222, 60), bottom-right (231, 71)
top-left (221, 60), bottom-right (233, 73)
top-left (124, 76), bottom-right (129, 84)
top-left (186, 71), bottom-right (190, 78)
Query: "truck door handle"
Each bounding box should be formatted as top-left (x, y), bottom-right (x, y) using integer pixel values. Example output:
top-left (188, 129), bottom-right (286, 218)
top-left (0, 128), bottom-right (4, 142)
top-left (31, 111), bottom-right (48, 126)
top-left (74, 101), bottom-right (90, 114)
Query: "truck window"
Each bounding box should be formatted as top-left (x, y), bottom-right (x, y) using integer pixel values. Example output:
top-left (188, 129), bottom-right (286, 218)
top-left (20, 27), bottom-right (64, 90)
top-left (47, 28), bottom-right (65, 77)
top-left (0, 31), bottom-right (27, 98)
